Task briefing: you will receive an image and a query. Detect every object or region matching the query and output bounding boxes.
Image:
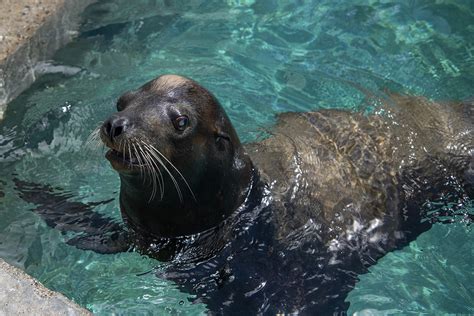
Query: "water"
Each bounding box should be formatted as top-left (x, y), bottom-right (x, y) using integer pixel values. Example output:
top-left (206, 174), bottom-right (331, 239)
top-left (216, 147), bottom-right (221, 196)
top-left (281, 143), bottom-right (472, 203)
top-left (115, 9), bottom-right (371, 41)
top-left (0, 0), bottom-right (473, 314)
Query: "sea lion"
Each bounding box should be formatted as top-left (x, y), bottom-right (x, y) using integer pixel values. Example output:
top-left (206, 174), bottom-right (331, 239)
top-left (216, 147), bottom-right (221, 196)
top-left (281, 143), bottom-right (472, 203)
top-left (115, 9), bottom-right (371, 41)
top-left (15, 74), bottom-right (473, 314)
top-left (94, 74), bottom-right (473, 313)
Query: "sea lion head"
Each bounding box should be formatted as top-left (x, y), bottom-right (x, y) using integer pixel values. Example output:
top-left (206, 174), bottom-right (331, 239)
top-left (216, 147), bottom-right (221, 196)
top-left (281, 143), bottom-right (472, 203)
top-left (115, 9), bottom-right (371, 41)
top-left (99, 75), bottom-right (253, 237)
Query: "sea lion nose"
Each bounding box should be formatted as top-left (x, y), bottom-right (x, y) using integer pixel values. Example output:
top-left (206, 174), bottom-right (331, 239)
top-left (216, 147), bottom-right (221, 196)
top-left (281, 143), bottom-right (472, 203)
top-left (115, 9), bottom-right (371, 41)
top-left (103, 116), bottom-right (130, 142)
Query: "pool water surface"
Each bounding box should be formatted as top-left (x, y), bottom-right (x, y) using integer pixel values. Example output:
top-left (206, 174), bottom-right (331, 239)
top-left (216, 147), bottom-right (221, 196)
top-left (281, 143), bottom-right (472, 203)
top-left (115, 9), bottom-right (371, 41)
top-left (0, 0), bottom-right (473, 314)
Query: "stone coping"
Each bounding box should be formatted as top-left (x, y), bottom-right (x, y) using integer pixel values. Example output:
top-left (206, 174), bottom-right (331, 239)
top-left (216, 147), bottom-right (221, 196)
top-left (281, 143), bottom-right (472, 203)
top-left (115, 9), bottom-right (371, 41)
top-left (0, 0), bottom-right (96, 119)
top-left (0, 259), bottom-right (92, 315)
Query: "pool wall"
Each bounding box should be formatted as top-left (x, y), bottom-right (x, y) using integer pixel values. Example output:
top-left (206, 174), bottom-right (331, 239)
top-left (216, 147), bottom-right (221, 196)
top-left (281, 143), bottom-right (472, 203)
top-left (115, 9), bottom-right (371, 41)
top-left (0, 0), bottom-right (95, 120)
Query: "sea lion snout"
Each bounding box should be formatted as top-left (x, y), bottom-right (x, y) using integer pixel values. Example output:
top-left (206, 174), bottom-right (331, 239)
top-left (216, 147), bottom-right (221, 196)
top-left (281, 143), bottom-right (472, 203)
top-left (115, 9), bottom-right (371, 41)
top-left (102, 116), bottom-right (131, 143)
top-left (100, 111), bottom-right (141, 172)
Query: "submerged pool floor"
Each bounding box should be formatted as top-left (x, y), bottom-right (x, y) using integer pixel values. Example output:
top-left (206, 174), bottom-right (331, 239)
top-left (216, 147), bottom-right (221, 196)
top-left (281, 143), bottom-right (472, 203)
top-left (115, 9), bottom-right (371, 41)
top-left (0, 0), bottom-right (473, 314)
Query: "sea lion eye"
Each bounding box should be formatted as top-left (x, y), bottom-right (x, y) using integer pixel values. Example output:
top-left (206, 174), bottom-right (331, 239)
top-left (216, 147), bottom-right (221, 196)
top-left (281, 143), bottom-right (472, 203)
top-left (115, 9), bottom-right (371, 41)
top-left (173, 115), bottom-right (189, 131)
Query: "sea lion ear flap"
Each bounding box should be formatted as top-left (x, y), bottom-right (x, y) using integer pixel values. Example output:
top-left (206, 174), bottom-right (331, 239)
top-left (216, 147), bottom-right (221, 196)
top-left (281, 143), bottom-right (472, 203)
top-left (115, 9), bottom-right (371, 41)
top-left (214, 116), bottom-right (232, 151)
top-left (215, 129), bottom-right (231, 151)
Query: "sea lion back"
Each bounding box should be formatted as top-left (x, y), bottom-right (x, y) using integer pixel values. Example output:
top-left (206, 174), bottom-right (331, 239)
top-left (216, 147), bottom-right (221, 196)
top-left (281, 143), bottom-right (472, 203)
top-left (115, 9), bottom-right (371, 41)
top-left (247, 95), bottom-right (473, 251)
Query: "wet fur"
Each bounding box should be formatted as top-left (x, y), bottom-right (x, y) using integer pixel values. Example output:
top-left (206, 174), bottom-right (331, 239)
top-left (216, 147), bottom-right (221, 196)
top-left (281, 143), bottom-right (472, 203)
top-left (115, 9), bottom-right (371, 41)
top-left (249, 94), bottom-right (473, 245)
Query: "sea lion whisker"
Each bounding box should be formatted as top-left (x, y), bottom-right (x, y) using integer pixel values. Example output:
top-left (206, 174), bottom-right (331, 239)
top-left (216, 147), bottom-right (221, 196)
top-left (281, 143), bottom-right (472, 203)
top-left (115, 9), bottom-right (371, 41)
top-left (86, 126), bottom-right (103, 148)
top-left (145, 146), bottom-right (183, 203)
top-left (144, 142), bottom-right (197, 202)
top-left (140, 141), bottom-right (184, 203)
top-left (83, 127), bottom-right (106, 159)
top-left (143, 145), bottom-right (164, 202)
top-left (131, 143), bottom-right (148, 184)
top-left (142, 145), bottom-right (165, 200)
top-left (140, 142), bottom-right (165, 200)
top-left (133, 140), bottom-right (165, 201)
top-left (139, 141), bottom-right (182, 200)
top-left (139, 142), bottom-right (165, 200)
top-left (138, 144), bottom-right (165, 201)
top-left (88, 126), bottom-right (100, 139)
top-left (138, 145), bottom-right (157, 192)
top-left (142, 150), bottom-right (163, 202)
top-left (119, 139), bottom-right (126, 162)
top-left (127, 141), bottom-right (133, 169)
top-left (137, 145), bottom-right (158, 200)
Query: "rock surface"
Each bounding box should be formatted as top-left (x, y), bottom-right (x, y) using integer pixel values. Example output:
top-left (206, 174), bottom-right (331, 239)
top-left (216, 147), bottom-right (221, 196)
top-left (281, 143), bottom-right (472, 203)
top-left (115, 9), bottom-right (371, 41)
top-left (0, 0), bottom-right (96, 119)
top-left (0, 259), bottom-right (92, 315)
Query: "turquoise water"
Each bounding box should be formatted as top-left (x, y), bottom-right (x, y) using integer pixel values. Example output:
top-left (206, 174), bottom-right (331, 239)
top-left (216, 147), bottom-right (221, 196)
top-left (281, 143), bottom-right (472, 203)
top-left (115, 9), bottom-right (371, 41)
top-left (0, 0), bottom-right (473, 314)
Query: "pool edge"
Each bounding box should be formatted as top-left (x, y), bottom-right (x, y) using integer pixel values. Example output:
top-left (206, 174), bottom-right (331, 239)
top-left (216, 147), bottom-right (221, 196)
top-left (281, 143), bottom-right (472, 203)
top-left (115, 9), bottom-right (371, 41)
top-left (0, 258), bottom-right (92, 315)
top-left (0, 0), bottom-right (97, 120)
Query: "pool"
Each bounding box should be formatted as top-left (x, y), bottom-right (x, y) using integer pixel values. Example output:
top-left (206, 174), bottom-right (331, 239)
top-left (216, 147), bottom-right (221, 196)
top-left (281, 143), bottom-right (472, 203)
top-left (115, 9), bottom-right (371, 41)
top-left (0, 0), bottom-right (473, 314)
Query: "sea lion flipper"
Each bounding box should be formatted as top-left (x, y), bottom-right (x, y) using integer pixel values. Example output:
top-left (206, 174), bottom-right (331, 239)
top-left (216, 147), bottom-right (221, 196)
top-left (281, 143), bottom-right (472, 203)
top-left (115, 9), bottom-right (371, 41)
top-left (13, 178), bottom-right (130, 253)
top-left (66, 229), bottom-right (130, 254)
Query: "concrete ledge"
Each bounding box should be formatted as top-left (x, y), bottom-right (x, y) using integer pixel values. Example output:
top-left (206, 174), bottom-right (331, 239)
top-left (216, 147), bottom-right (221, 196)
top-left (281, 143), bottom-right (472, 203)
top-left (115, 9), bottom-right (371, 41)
top-left (0, 259), bottom-right (91, 315)
top-left (0, 0), bottom-right (96, 120)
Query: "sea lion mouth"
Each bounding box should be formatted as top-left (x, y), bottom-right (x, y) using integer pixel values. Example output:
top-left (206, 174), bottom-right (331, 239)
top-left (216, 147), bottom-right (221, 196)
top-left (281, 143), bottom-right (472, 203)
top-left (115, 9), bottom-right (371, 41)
top-left (103, 140), bottom-right (197, 203)
top-left (106, 148), bottom-right (139, 164)
top-left (105, 148), bottom-right (142, 171)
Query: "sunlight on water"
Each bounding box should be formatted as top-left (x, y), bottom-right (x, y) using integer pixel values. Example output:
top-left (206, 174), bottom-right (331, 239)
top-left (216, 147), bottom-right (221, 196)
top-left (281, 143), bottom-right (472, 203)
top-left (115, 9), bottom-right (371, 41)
top-left (0, 0), bottom-right (472, 314)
